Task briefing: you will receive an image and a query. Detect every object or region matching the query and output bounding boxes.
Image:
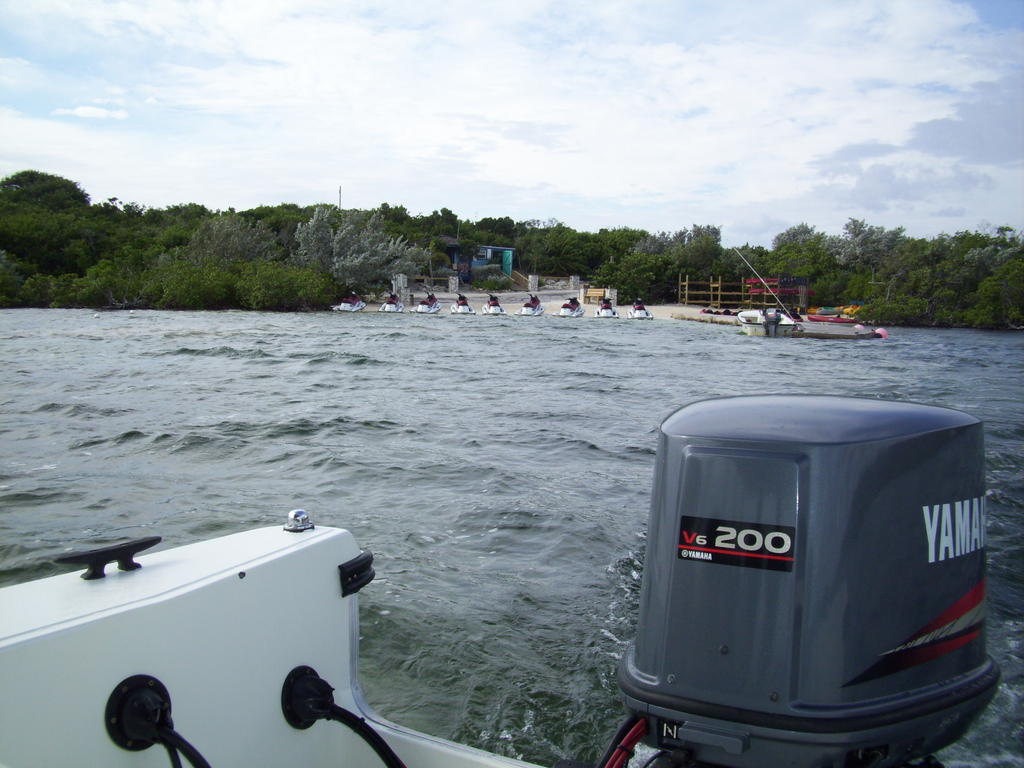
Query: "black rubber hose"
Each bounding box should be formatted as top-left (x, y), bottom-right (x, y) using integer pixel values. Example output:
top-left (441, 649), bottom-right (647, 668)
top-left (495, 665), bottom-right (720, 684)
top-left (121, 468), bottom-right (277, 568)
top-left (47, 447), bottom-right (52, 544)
top-left (162, 742), bottom-right (184, 768)
top-left (157, 727), bottom-right (213, 768)
top-left (596, 716), bottom-right (643, 768)
top-left (326, 703), bottom-right (408, 768)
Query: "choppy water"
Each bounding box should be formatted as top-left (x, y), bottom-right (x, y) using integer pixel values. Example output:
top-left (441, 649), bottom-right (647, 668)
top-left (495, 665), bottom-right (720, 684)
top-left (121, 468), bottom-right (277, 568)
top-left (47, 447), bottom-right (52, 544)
top-left (1, 308), bottom-right (1021, 767)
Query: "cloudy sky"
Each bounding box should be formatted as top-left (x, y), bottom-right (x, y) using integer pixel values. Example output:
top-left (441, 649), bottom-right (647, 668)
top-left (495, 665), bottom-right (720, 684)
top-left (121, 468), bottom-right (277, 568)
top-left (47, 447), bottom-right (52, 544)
top-left (1, 0), bottom-right (1021, 246)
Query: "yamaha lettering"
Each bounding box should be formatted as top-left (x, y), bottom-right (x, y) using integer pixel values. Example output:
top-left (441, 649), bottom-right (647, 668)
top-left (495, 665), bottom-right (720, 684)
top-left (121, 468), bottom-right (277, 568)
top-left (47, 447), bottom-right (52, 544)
top-left (678, 515), bottom-right (795, 572)
top-left (922, 496), bottom-right (986, 564)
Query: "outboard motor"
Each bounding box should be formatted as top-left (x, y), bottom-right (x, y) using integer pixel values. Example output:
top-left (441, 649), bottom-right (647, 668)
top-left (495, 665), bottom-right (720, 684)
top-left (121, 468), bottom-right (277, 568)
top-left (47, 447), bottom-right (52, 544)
top-left (762, 308), bottom-right (783, 336)
top-left (619, 395), bottom-right (999, 768)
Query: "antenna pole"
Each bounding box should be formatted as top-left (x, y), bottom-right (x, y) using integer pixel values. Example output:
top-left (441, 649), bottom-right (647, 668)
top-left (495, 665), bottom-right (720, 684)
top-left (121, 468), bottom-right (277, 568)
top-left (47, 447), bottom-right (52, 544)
top-left (732, 248), bottom-right (792, 318)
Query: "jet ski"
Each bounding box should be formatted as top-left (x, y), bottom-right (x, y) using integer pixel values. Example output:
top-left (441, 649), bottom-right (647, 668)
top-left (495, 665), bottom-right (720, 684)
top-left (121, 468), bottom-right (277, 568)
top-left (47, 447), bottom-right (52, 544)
top-left (414, 294), bottom-right (441, 314)
top-left (481, 295), bottom-right (506, 315)
top-left (558, 297), bottom-right (585, 317)
top-left (450, 294), bottom-right (476, 314)
top-left (627, 298), bottom-right (653, 319)
top-left (378, 293), bottom-right (405, 313)
top-left (518, 294), bottom-right (545, 316)
top-left (331, 294), bottom-right (366, 312)
top-left (594, 298), bottom-right (619, 318)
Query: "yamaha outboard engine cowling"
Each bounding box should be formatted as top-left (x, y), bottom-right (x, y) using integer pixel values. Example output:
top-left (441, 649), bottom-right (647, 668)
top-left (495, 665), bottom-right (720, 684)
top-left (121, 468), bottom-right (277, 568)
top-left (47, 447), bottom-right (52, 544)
top-left (619, 395), bottom-right (999, 768)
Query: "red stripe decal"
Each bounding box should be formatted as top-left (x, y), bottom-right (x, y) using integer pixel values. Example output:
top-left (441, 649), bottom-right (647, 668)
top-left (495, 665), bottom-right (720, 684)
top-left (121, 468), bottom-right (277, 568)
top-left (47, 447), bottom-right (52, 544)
top-left (678, 545), bottom-right (795, 562)
top-left (911, 580), bottom-right (985, 640)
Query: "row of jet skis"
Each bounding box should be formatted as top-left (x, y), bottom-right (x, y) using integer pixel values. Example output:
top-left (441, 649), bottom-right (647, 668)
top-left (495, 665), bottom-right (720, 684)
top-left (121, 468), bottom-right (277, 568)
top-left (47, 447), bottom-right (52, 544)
top-left (331, 293), bottom-right (656, 319)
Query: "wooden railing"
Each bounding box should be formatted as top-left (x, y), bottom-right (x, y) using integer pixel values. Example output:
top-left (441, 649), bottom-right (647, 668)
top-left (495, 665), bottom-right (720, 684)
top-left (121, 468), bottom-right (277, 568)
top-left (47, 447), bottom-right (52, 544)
top-left (678, 275), bottom-right (747, 308)
top-left (677, 275), bottom-right (811, 310)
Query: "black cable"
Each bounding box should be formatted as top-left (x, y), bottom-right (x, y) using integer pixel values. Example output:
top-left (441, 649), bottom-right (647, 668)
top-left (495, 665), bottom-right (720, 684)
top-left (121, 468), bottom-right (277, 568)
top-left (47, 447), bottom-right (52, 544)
top-left (596, 716), bottom-right (642, 768)
top-left (157, 726), bottom-right (213, 768)
top-left (162, 742), bottom-right (184, 768)
top-left (641, 751), bottom-right (667, 768)
top-left (326, 703), bottom-right (408, 768)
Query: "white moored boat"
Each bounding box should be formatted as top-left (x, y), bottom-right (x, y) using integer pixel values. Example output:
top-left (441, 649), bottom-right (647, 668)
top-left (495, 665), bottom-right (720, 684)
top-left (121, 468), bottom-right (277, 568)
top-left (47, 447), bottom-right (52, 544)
top-left (736, 308), bottom-right (796, 336)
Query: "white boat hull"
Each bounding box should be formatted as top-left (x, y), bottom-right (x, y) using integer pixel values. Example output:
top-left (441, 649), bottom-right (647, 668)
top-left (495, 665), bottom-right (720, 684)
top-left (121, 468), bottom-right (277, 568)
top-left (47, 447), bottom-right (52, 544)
top-left (415, 303), bottom-right (441, 314)
top-left (737, 309), bottom-right (796, 337)
top-left (518, 306), bottom-right (544, 316)
top-left (481, 305), bottom-right (506, 315)
top-left (451, 304), bottom-right (476, 314)
top-left (558, 307), bottom-right (584, 317)
top-left (331, 301), bottom-right (366, 312)
top-left (379, 303), bottom-right (405, 313)
top-left (0, 526), bottom-right (537, 768)
top-left (594, 308), bottom-right (619, 318)
top-left (627, 309), bottom-right (653, 319)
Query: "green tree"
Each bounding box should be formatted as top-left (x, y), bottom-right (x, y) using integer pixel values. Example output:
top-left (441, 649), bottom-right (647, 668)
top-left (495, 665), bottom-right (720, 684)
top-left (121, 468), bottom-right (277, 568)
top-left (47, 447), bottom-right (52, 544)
top-left (76, 258), bottom-right (147, 308)
top-left (476, 216), bottom-right (516, 241)
top-left (591, 251), bottom-right (677, 302)
top-left (963, 257), bottom-right (1024, 328)
top-left (0, 250), bottom-right (25, 307)
top-left (771, 223), bottom-right (820, 251)
top-left (827, 218), bottom-right (907, 271)
top-left (185, 214), bottom-right (280, 265)
top-left (0, 170), bottom-right (90, 210)
top-left (330, 211), bottom-right (429, 290)
top-left (294, 206), bottom-right (336, 272)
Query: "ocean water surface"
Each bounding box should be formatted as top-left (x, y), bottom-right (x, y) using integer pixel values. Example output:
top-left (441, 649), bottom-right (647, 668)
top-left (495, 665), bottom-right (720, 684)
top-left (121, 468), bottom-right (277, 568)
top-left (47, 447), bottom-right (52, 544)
top-left (1, 308), bottom-right (1021, 767)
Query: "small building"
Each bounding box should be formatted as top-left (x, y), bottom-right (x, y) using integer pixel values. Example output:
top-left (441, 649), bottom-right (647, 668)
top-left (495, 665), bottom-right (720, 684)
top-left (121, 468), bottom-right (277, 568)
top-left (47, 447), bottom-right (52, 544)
top-left (475, 245), bottom-right (515, 276)
top-left (449, 242), bottom-right (516, 282)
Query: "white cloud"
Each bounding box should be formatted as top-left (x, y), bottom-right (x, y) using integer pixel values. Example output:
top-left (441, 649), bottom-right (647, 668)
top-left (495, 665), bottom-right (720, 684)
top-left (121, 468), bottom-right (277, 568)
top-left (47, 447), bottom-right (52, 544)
top-left (0, 0), bottom-right (1021, 244)
top-left (52, 106), bottom-right (129, 120)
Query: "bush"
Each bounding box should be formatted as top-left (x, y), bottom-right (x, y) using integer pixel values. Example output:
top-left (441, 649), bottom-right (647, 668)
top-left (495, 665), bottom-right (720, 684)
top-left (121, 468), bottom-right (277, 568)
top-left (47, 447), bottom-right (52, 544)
top-left (147, 262), bottom-right (235, 309)
top-left (470, 264), bottom-right (505, 280)
top-left (0, 251), bottom-right (23, 307)
top-left (235, 262), bottom-right (334, 311)
top-left (860, 296), bottom-right (929, 325)
top-left (18, 274), bottom-right (54, 306)
top-left (962, 257), bottom-right (1024, 328)
top-left (474, 276), bottom-right (513, 291)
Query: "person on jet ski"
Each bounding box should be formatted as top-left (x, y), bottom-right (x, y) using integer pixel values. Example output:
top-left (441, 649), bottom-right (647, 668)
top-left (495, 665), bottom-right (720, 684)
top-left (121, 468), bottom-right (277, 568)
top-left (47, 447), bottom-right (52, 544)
top-left (456, 294), bottom-right (471, 307)
top-left (420, 293), bottom-right (437, 306)
top-left (524, 294), bottom-right (541, 308)
top-left (341, 292), bottom-right (362, 305)
top-left (600, 297), bottom-right (614, 311)
top-left (487, 295), bottom-right (501, 307)
top-left (632, 297), bottom-right (646, 310)
top-left (562, 296), bottom-right (581, 310)
top-left (385, 293), bottom-right (400, 305)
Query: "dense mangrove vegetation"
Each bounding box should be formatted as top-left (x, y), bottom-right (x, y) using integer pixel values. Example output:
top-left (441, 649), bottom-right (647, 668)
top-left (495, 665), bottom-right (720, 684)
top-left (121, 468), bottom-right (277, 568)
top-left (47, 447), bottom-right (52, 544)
top-left (0, 170), bottom-right (1020, 327)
